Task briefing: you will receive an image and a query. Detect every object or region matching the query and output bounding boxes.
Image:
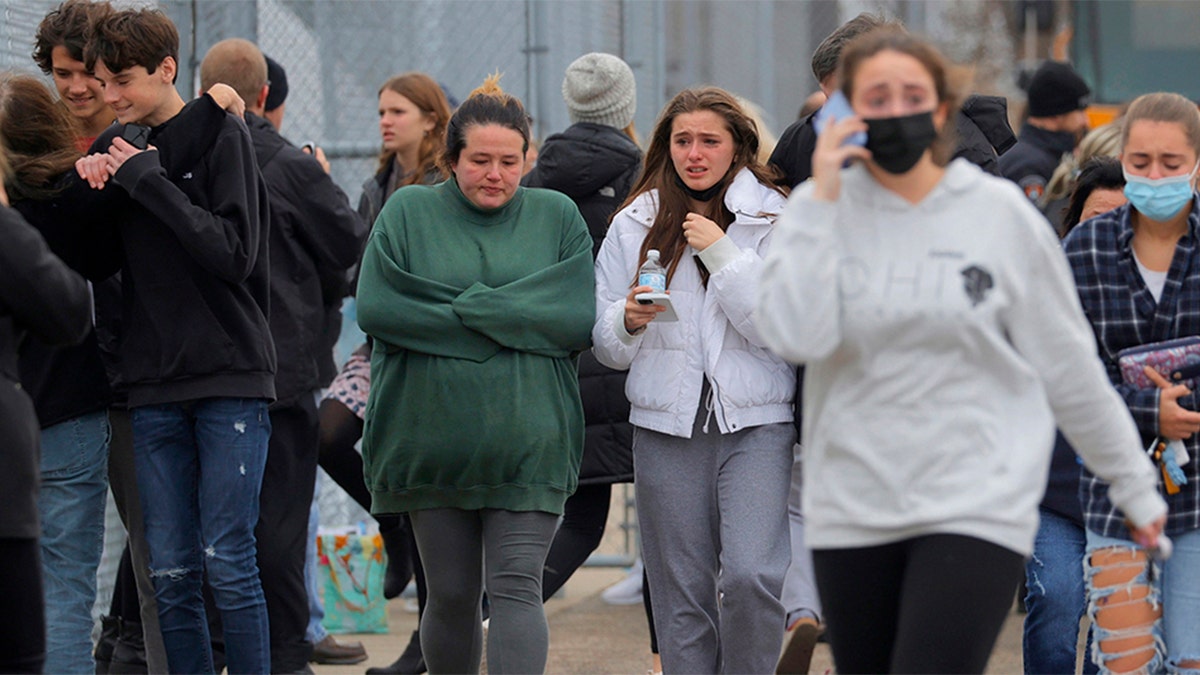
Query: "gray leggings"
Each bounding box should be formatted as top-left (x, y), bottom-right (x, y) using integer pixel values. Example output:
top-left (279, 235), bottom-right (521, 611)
top-left (408, 508), bottom-right (558, 674)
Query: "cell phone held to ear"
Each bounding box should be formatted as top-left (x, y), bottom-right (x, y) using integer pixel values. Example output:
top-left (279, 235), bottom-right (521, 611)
top-left (634, 291), bottom-right (678, 322)
top-left (121, 124), bottom-right (151, 150)
top-left (813, 90), bottom-right (866, 147)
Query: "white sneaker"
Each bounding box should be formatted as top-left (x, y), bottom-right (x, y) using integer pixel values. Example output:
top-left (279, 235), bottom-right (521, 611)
top-left (601, 559), bottom-right (644, 605)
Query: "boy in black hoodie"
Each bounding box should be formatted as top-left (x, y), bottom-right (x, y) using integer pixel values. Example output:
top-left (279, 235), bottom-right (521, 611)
top-left (75, 7), bottom-right (274, 674)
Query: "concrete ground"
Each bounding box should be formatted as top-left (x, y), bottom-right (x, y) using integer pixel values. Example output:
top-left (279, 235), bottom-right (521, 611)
top-left (313, 565), bottom-right (1030, 674)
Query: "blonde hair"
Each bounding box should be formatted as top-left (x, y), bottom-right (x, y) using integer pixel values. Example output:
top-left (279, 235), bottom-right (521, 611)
top-left (1121, 92), bottom-right (1200, 157)
top-left (1042, 122), bottom-right (1122, 207)
top-left (736, 96), bottom-right (778, 165)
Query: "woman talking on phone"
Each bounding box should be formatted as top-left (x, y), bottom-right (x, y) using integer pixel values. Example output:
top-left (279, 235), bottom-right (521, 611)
top-left (592, 87), bottom-right (794, 674)
top-left (755, 28), bottom-right (1166, 673)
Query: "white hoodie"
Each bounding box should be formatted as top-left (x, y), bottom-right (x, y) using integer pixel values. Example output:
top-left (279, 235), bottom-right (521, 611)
top-left (593, 168), bottom-right (795, 438)
top-left (756, 159), bottom-right (1165, 556)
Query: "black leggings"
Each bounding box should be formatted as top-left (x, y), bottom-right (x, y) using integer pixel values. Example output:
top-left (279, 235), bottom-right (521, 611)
top-left (317, 397), bottom-right (426, 620)
top-left (0, 538), bottom-right (44, 674)
top-left (541, 483), bottom-right (611, 600)
top-left (812, 533), bottom-right (1023, 674)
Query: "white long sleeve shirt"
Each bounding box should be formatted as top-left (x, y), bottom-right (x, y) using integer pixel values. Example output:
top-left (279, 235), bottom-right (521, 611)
top-left (756, 159), bottom-right (1165, 556)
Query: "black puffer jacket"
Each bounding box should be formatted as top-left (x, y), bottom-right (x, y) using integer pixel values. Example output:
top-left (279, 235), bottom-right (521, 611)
top-left (524, 122), bottom-right (642, 484)
top-left (525, 123), bottom-right (642, 257)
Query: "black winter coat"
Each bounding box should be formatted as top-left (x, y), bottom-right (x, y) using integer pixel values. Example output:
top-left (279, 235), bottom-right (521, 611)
top-left (524, 122), bottom-right (642, 484)
top-left (247, 114), bottom-right (366, 404)
top-left (0, 205), bottom-right (92, 538)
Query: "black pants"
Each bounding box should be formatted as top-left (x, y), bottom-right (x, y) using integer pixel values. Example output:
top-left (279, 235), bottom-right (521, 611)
top-left (256, 396), bottom-right (321, 672)
top-left (542, 483), bottom-right (611, 599)
top-left (813, 533), bottom-right (1023, 674)
top-left (317, 397), bottom-right (428, 624)
top-left (0, 537), bottom-right (45, 673)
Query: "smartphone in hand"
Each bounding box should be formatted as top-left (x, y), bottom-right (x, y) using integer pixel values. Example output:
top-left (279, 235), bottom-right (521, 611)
top-left (121, 124), bottom-right (151, 150)
top-left (813, 91), bottom-right (866, 147)
top-left (634, 292), bottom-right (678, 322)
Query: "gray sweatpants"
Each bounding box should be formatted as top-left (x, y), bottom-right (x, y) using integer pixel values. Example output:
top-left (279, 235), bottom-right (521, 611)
top-left (634, 410), bottom-right (794, 674)
top-left (782, 444), bottom-right (822, 626)
top-left (408, 508), bottom-right (558, 675)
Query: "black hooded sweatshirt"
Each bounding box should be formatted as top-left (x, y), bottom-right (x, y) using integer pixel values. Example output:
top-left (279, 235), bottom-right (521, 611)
top-left (84, 96), bottom-right (276, 407)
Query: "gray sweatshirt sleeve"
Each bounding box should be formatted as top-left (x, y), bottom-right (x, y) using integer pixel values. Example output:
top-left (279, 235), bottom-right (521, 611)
top-left (1003, 205), bottom-right (1166, 529)
top-left (756, 187), bottom-right (843, 363)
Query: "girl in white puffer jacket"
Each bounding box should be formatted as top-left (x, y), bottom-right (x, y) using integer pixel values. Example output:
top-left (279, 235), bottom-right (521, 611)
top-left (592, 87), bottom-right (795, 675)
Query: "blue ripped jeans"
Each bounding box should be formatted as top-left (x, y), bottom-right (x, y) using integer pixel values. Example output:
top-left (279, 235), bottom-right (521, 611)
top-left (1085, 528), bottom-right (1200, 674)
top-left (132, 398), bottom-right (271, 675)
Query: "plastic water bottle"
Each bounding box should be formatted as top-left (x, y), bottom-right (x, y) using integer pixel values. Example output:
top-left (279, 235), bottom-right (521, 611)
top-left (638, 249), bottom-right (666, 292)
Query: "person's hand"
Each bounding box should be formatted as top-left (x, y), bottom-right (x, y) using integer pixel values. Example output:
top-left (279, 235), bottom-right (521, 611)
top-left (206, 83), bottom-right (245, 117)
top-left (811, 115), bottom-right (870, 202)
top-left (76, 152), bottom-right (115, 189)
top-left (682, 212), bottom-right (723, 252)
top-left (104, 136), bottom-right (153, 175)
top-left (304, 144), bottom-right (331, 175)
top-left (1144, 366), bottom-right (1200, 439)
top-left (623, 285), bottom-right (666, 334)
top-left (1128, 513), bottom-right (1166, 551)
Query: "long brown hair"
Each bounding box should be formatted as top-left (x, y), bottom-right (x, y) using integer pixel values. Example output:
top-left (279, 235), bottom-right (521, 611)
top-left (621, 87), bottom-right (784, 286)
top-left (0, 73), bottom-right (79, 202)
top-left (375, 72), bottom-right (452, 186)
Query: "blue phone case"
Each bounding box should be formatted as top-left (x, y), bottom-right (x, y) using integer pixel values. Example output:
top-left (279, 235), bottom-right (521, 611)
top-left (814, 91), bottom-right (866, 147)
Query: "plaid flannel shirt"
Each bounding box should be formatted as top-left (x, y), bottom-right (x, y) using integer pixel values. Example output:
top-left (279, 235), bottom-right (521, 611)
top-left (1062, 200), bottom-right (1200, 539)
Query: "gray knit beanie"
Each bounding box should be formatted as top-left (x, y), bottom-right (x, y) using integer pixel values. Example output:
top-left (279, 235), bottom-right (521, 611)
top-left (562, 52), bottom-right (636, 129)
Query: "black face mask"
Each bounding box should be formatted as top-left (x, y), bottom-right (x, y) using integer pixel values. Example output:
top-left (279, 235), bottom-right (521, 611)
top-left (674, 172), bottom-right (727, 202)
top-left (865, 111), bottom-right (938, 174)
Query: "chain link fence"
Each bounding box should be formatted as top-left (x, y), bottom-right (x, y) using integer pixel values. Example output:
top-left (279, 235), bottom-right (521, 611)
top-left (1, 0), bottom-right (1031, 640)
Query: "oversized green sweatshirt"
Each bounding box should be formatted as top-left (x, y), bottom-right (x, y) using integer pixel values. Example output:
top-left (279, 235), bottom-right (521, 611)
top-left (356, 177), bottom-right (595, 515)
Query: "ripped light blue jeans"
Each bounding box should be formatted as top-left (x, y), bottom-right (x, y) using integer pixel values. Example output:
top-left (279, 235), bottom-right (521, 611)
top-left (132, 398), bottom-right (271, 675)
top-left (1085, 528), bottom-right (1200, 674)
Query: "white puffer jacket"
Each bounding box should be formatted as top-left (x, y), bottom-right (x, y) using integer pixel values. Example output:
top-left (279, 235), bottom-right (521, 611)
top-left (592, 168), bottom-right (795, 438)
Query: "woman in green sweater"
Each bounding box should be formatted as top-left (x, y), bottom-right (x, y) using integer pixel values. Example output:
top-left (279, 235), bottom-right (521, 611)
top-left (356, 76), bottom-right (595, 674)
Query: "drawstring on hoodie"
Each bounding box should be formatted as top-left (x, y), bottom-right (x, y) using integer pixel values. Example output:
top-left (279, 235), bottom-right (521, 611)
top-left (702, 383), bottom-right (716, 434)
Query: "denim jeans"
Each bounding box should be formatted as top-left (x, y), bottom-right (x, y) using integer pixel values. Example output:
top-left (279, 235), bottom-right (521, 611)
top-left (38, 409), bottom-right (110, 675)
top-left (132, 398), bottom-right (271, 675)
top-left (1085, 528), bottom-right (1200, 674)
top-left (1024, 507), bottom-right (1096, 675)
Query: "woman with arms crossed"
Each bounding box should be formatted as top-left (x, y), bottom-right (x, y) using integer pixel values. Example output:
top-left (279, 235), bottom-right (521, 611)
top-left (356, 76), bottom-right (594, 674)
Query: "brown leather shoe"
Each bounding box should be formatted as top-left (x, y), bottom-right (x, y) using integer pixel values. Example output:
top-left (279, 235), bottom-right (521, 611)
top-left (776, 617), bottom-right (822, 674)
top-left (311, 634), bottom-right (368, 665)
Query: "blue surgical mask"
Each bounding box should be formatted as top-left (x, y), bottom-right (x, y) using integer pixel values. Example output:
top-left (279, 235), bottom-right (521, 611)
top-left (1123, 163), bottom-right (1198, 222)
